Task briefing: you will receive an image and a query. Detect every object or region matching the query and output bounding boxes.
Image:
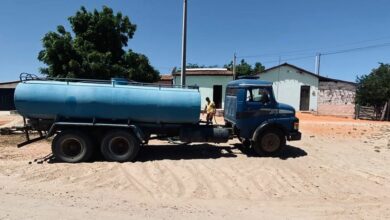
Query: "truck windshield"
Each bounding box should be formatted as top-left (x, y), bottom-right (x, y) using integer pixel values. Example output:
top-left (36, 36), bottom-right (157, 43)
top-left (246, 88), bottom-right (271, 104)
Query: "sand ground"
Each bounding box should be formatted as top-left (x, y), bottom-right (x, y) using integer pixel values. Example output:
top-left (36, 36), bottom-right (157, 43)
top-left (0, 113), bottom-right (390, 219)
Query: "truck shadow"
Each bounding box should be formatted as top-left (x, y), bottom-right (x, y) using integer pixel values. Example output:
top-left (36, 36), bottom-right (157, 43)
top-left (233, 144), bottom-right (308, 160)
top-left (32, 144), bottom-right (307, 164)
top-left (138, 143), bottom-right (307, 161)
top-left (137, 144), bottom-right (237, 161)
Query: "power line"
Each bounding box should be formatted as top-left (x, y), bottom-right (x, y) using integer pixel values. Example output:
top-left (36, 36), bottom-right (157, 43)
top-left (237, 36), bottom-right (390, 59)
top-left (325, 35), bottom-right (390, 48)
top-left (238, 50), bottom-right (314, 59)
top-left (234, 41), bottom-right (390, 70)
top-left (260, 54), bottom-right (315, 65)
top-left (160, 40), bottom-right (390, 73)
top-left (322, 42), bottom-right (390, 56)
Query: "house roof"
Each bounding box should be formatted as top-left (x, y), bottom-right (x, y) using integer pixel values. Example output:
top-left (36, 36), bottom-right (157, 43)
top-left (172, 68), bottom-right (233, 76)
top-left (0, 81), bottom-right (20, 89)
top-left (159, 75), bottom-right (173, 80)
top-left (259, 63), bottom-right (356, 85)
top-left (227, 79), bottom-right (272, 87)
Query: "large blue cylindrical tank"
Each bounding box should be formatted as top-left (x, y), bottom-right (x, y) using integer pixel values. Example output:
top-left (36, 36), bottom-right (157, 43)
top-left (14, 80), bottom-right (201, 124)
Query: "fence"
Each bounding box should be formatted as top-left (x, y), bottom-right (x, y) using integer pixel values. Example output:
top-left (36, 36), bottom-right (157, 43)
top-left (355, 101), bottom-right (390, 121)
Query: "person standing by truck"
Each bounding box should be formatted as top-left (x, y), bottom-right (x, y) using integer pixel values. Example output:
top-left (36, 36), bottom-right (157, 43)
top-left (204, 97), bottom-right (216, 125)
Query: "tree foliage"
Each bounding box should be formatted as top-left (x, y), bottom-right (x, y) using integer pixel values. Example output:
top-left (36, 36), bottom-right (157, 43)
top-left (356, 63), bottom-right (390, 112)
top-left (224, 59), bottom-right (265, 77)
top-left (186, 63), bottom-right (218, 68)
top-left (171, 63), bottom-right (219, 73)
top-left (38, 6), bottom-right (159, 82)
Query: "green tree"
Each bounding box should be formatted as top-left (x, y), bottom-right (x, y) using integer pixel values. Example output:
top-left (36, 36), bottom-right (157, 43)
top-left (356, 63), bottom-right (390, 115)
top-left (172, 64), bottom-right (219, 73)
top-left (224, 59), bottom-right (265, 77)
top-left (38, 6), bottom-right (159, 82)
top-left (253, 62), bottom-right (265, 73)
top-left (186, 63), bottom-right (205, 68)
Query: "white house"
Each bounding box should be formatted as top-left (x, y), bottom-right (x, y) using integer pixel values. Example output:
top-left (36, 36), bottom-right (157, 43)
top-left (258, 63), bottom-right (319, 111)
top-left (172, 68), bottom-right (234, 109)
top-left (258, 63), bottom-right (356, 117)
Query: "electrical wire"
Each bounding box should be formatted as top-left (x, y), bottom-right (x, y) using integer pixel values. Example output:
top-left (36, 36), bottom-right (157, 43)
top-left (322, 42), bottom-right (390, 56)
top-left (256, 54), bottom-right (316, 65)
top-left (158, 37), bottom-right (390, 73)
top-left (237, 36), bottom-right (390, 59)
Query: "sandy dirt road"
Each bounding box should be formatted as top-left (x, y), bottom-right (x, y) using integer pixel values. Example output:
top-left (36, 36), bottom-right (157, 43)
top-left (0, 114), bottom-right (390, 219)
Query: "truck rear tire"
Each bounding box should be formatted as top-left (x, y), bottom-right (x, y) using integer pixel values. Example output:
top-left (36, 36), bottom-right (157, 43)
top-left (253, 128), bottom-right (285, 156)
top-left (52, 130), bottom-right (94, 163)
top-left (100, 130), bottom-right (140, 162)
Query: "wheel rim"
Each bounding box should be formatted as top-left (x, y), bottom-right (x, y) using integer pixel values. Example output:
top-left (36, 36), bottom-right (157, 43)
top-left (60, 138), bottom-right (83, 157)
top-left (261, 133), bottom-right (280, 152)
top-left (109, 137), bottom-right (131, 156)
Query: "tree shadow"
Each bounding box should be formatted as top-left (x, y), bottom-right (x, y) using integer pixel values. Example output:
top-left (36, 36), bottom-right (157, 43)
top-left (233, 143), bottom-right (308, 160)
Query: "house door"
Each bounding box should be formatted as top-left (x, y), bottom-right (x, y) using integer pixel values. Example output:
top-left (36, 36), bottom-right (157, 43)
top-left (213, 85), bottom-right (222, 108)
top-left (299, 85), bottom-right (310, 111)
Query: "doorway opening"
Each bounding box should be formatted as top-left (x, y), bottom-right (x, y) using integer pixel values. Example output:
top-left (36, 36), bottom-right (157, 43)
top-left (299, 85), bottom-right (310, 111)
top-left (213, 85), bottom-right (222, 108)
top-left (0, 89), bottom-right (15, 111)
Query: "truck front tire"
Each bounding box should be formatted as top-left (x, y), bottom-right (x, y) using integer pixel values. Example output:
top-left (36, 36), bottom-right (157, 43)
top-left (253, 128), bottom-right (286, 156)
top-left (52, 130), bottom-right (94, 163)
top-left (100, 130), bottom-right (140, 162)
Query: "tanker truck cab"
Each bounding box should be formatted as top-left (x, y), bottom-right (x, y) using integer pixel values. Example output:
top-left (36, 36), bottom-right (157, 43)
top-left (224, 79), bottom-right (301, 155)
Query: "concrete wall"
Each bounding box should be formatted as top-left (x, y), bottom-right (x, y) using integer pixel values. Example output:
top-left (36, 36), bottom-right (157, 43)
top-left (258, 66), bottom-right (319, 111)
top-left (173, 75), bottom-right (234, 109)
top-left (158, 80), bottom-right (173, 85)
top-left (318, 81), bottom-right (356, 117)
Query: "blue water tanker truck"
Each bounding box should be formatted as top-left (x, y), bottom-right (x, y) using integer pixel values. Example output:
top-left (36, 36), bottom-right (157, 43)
top-left (14, 74), bottom-right (301, 162)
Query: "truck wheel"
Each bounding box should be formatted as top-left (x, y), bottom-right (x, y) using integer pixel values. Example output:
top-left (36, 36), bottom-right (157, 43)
top-left (253, 128), bottom-right (286, 156)
top-left (52, 130), bottom-right (94, 163)
top-left (101, 130), bottom-right (140, 162)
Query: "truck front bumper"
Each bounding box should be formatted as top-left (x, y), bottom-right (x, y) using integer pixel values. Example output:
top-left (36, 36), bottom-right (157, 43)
top-left (287, 131), bottom-right (301, 141)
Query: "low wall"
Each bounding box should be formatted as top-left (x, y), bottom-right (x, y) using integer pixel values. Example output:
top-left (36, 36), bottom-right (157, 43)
top-left (318, 81), bottom-right (356, 118)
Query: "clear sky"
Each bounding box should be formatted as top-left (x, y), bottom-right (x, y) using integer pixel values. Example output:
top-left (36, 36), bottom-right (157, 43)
top-left (1, 0), bottom-right (390, 82)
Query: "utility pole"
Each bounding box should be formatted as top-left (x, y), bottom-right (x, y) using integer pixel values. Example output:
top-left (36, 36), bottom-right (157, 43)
top-left (180, 0), bottom-right (187, 86)
top-left (315, 53), bottom-right (321, 75)
top-left (232, 53), bottom-right (236, 80)
top-left (276, 56), bottom-right (281, 100)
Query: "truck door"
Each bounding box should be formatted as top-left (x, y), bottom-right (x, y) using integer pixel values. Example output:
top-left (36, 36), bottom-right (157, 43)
top-left (242, 87), bottom-right (277, 135)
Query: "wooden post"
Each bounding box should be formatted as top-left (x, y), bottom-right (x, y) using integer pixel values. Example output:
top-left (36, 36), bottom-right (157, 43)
top-left (355, 104), bottom-right (360, 120)
top-left (380, 102), bottom-right (388, 121)
top-left (387, 100), bottom-right (390, 121)
top-left (355, 104), bottom-right (358, 120)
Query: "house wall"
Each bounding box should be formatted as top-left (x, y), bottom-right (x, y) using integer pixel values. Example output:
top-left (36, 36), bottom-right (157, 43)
top-left (173, 75), bottom-right (234, 109)
top-left (318, 81), bottom-right (356, 117)
top-left (258, 66), bottom-right (319, 111)
top-left (157, 79), bottom-right (173, 85)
